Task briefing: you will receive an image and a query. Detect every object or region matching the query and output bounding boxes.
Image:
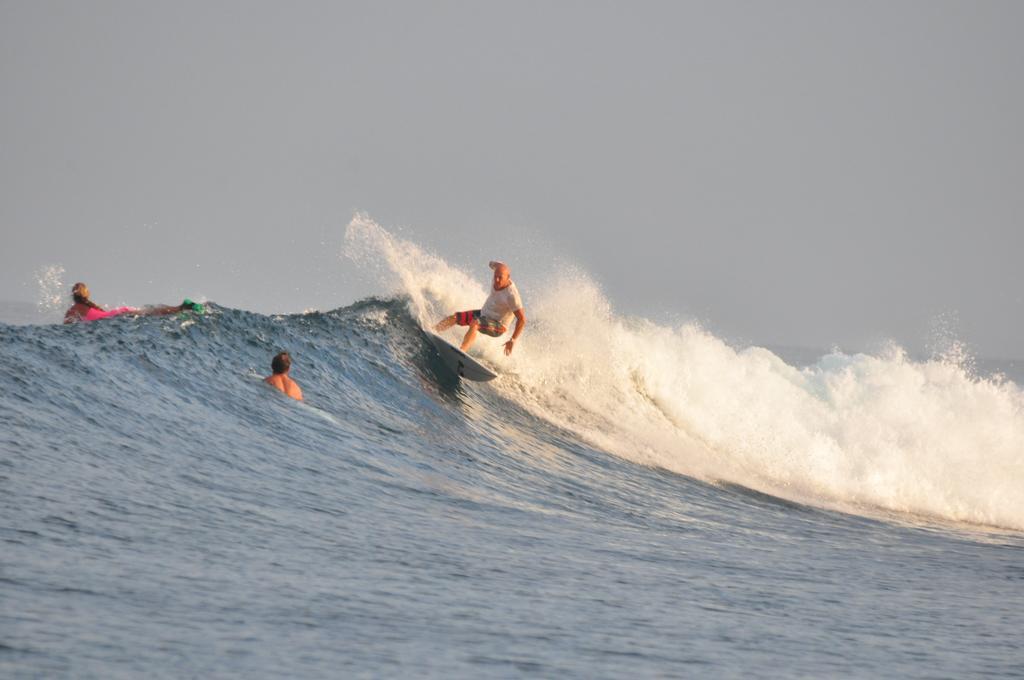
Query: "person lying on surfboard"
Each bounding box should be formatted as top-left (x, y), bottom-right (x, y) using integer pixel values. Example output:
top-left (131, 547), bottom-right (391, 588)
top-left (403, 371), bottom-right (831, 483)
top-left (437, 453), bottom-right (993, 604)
top-left (434, 260), bottom-right (526, 355)
top-left (63, 282), bottom-right (204, 324)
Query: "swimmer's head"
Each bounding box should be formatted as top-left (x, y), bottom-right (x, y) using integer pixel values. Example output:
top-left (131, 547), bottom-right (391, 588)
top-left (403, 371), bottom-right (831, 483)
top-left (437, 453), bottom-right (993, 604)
top-left (271, 352), bottom-right (291, 375)
top-left (72, 282), bottom-right (90, 304)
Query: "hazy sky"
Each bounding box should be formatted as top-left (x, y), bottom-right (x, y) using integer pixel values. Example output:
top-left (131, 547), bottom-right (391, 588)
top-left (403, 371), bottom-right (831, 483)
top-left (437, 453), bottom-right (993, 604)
top-left (2, 1), bottom-right (1022, 357)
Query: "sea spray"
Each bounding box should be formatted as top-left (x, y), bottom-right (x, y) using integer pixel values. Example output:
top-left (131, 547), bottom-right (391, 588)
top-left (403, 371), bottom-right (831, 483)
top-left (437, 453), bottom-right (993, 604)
top-left (343, 214), bottom-right (1024, 529)
top-left (344, 212), bottom-right (486, 327)
top-left (35, 264), bottom-right (66, 319)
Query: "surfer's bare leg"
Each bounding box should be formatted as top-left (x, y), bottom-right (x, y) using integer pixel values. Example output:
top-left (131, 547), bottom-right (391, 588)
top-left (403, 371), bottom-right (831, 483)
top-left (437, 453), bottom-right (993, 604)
top-left (139, 304), bottom-right (185, 316)
top-left (460, 320), bottom-right (479, 351)
top-left (434, 314), bottom-right (457, 332)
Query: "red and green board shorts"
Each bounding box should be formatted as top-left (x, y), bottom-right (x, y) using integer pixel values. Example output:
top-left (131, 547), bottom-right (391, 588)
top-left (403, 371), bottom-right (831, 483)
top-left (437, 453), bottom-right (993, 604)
top-left (455, 310), bottom-right (506, 337)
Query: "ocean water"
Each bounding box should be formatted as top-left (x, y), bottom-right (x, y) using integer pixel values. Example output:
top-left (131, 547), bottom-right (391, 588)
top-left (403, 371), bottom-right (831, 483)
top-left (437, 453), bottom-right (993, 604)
top-left (2, 219), bottom-right (1023, 678)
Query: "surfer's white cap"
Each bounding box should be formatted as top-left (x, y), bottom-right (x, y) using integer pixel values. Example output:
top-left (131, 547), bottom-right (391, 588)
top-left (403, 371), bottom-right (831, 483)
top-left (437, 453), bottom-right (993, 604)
top-left (489, 260), bottom-right (508, 271)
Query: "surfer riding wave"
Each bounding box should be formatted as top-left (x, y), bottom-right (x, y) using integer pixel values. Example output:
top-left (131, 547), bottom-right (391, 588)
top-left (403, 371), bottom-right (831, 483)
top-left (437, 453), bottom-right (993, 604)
top-left (434, 261), bottom-right (526, 355)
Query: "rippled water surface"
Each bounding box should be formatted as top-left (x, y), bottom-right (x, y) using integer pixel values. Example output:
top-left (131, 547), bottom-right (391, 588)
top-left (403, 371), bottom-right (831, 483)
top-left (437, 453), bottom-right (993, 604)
top-left (2, 302), bottom-right (1022, 678)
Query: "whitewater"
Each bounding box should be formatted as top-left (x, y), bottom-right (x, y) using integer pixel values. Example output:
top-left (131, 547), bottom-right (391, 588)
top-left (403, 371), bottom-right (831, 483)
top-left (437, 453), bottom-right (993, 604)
top-left (2, 215), bottom-right (1022, 678)
top-left (345, 215), bottom-right (1024, 531)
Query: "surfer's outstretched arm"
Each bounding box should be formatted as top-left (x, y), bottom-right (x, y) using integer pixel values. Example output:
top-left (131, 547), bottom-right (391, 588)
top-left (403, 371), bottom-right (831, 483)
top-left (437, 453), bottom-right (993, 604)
top-left (137, 299), bottom-right (205, 317)
top-left (138, 304), bottom-right (184, 316)
top-left (504, 308), bottom-right (526, 356)
top-left (139, 301), bottom-right (204, 315)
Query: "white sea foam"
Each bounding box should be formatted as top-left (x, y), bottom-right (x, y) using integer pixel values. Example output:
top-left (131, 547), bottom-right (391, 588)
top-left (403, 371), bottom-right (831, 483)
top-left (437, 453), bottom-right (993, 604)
top-left (343, 215), bottom-right (1024, 530)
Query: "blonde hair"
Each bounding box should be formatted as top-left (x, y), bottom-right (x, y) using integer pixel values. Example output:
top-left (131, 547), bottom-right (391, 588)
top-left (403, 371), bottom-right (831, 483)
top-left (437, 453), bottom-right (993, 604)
top-left (71, 283), bottom-right (102, 310)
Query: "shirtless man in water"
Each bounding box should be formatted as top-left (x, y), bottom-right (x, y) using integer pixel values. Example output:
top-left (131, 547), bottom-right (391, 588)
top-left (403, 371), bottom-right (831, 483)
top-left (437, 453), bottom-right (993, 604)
top-left (265, 352), bottom-right (303, 401)
top-left (435, 261), bottom-right (526, 355)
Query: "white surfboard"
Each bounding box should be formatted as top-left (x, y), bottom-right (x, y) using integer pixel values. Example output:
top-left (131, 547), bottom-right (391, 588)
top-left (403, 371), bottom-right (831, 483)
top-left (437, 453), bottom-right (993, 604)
top-left (427, 333), bottom-right (498, 382)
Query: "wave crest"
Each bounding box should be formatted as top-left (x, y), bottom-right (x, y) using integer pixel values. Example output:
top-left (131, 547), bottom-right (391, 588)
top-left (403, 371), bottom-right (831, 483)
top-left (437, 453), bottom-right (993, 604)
top-left (343, 214), bottom-right (1024, 530)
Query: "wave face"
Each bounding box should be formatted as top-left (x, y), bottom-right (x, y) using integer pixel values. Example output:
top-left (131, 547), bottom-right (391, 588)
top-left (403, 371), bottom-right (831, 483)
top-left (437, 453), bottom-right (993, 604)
top-left (2, 219), bottom-right (1024, 676)
top-left (345, 215), bottom-right (1024, 531)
